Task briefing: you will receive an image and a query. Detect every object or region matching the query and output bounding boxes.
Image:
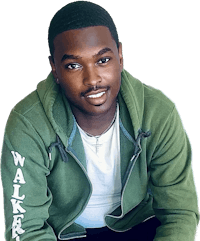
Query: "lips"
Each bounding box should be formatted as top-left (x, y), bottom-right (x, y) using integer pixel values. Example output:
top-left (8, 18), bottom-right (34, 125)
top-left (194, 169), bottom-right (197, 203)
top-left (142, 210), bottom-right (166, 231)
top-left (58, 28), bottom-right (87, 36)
top-left (83, 88), bottom-right (108, 106)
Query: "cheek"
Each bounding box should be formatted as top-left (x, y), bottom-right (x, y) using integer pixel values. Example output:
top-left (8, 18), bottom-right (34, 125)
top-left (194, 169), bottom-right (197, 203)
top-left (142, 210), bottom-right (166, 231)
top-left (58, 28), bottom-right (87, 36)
top-left (106, 65), bottom-right (122, 89)
top-left (102, 73), bottom-right (121, 101)
top-left (112, 69), bottom-right (122, 96)
top-left (58, 77), bottom-right (81, 98)
top-left (102, 62), bottom-right (121, 81)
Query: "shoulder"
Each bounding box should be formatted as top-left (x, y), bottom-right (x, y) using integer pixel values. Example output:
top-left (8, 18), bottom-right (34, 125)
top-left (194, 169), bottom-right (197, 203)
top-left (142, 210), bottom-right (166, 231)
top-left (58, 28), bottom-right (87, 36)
top-left (7, 90), bottom-right (42, 128)
top-left (121, 69), bottom-right (175, 115)
top-left (12, 90), bottom-right (41, 116)
top-left (5, 85), bottom-right (52, 141)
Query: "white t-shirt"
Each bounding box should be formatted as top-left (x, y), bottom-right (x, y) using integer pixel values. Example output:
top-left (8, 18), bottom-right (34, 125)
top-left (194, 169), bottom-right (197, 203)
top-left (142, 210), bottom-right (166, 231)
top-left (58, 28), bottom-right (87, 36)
top-left (75, 105), bottom-right (121, 228)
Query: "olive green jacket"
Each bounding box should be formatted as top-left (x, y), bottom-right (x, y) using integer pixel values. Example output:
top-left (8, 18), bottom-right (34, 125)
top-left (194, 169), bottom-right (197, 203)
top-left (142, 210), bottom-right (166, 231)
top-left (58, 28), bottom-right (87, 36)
top-left (1, 70), bottom-right (199, 240)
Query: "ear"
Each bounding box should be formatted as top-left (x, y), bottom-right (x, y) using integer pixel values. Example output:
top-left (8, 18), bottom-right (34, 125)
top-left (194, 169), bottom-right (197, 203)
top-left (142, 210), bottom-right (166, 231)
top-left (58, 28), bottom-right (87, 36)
top-left (118, 42), bottom-right (124, 72)
top-left (49, 56), bottom-right (59, 82)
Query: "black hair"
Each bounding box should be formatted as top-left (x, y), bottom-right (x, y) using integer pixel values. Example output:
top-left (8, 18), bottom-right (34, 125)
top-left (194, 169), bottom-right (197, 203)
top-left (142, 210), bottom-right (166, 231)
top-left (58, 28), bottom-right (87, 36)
top-left (48, 1), bottom-right (119, 58)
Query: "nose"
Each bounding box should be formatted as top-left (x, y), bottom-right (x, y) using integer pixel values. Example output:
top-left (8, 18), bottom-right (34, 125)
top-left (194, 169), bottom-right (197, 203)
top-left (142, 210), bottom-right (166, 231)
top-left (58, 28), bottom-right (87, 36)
top-left (83, 65), bottom-right (102, 87)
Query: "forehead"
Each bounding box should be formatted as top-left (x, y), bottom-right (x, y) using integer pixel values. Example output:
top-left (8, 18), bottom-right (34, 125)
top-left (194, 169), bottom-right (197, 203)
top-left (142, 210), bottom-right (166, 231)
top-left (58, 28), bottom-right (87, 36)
top-left (53, 26), bottom-right (117, 57)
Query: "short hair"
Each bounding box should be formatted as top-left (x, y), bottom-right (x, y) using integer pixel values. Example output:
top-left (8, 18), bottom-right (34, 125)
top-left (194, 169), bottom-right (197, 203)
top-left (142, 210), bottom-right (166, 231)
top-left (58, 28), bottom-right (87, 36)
top-left (48, 1), bottom-right (119, 58)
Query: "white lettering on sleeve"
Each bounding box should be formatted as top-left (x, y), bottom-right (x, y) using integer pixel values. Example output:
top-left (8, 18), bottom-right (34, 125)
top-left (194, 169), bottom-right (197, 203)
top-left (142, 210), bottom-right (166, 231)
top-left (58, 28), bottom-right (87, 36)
top-left (11, 199), bottom-right (26, 214)
top-left (12, 184), bottom-right (25, 200)
top-left (13, 168), bottom-right (26, 184)
top-left (11, 151), bottom-right (26, 241)
top-left (11, 151), bottom-right (25, 167)
top-left (12, 214), bottom-right (25, 239)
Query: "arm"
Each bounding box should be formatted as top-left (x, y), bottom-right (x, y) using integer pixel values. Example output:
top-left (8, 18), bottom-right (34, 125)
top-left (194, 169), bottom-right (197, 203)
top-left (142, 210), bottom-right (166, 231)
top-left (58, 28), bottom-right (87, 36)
top-left (1, 110), bottom-right (57, 241)
top-left (150, 107), bottom-right (199, 241)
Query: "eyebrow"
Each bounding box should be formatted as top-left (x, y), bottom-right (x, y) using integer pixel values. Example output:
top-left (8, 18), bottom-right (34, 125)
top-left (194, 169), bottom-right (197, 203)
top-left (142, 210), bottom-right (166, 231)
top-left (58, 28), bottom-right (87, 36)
top-left (61, 47), bottom-right (113, 62)
top-left (94, 47), bottom-right (113, 57)
top-left (61, 54), bottom-right (81, 62)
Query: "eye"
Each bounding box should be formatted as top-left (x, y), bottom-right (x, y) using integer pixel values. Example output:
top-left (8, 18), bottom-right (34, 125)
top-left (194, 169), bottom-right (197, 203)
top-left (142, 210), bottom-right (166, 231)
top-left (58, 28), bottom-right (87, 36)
top-left (97, 57), bottom-right (110, 65)
top-left (65, 63), bottom-right (82, 70)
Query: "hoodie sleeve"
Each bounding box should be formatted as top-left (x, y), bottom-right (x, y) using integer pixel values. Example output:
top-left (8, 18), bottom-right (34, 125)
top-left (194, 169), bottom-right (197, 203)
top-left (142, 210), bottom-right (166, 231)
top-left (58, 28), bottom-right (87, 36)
top-left (1, 110), bottom-right (57, 241)
top-left (150, 106), bottom-right (199, 241)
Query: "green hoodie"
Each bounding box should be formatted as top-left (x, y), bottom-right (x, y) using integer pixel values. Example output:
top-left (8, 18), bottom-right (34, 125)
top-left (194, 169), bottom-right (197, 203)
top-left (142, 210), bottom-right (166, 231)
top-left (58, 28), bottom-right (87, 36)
top-left (1, 70), bottom-right (199, 241)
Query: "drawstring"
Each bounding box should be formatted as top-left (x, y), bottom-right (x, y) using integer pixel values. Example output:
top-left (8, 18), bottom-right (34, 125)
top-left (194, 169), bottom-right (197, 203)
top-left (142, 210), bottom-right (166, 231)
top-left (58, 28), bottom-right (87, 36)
top-left (48, 135), bottom-right (69, 163)
top-left (134, 129), bottom-right (151, 155)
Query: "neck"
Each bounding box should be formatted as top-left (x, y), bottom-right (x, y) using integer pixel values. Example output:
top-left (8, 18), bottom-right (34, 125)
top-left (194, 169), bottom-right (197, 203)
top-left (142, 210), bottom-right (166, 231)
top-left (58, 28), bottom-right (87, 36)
top-left (71, 100), bottom-right (117, 136)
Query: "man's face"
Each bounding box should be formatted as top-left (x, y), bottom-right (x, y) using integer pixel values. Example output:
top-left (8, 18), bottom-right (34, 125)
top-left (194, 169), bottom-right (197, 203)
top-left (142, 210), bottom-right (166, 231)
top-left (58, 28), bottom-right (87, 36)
top-left (49, 26), bottom-right (123, 117)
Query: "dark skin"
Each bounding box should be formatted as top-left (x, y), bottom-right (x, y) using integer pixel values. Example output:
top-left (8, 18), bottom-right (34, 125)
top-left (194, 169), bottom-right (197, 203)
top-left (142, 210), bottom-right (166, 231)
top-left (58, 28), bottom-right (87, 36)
top-left (49, 26), bottom-right (123, 136)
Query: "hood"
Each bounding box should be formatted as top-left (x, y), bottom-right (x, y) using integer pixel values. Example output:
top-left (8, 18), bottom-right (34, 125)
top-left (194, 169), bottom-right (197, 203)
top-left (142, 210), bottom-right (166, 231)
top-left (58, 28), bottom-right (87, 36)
top-left (36, 73), bottom-right (73, 148)
top-left (120, 70), bottom-right (144, 139)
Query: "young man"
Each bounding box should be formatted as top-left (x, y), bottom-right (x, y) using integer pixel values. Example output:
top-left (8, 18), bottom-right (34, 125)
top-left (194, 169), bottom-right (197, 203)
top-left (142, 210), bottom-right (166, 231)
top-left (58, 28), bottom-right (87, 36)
top-left (1, 1), bottom-right (199, 241)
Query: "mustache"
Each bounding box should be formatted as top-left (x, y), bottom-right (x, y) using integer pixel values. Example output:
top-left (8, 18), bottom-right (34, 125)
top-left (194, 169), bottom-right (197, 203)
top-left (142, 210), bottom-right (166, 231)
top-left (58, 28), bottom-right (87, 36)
top-left (81, 85), bottom-right (109, 96)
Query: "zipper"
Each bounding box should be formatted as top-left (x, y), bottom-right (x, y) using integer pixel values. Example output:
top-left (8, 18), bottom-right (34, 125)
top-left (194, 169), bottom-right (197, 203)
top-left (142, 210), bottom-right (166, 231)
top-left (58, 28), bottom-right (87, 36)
top-left (58, 148), bottom-right (93, 240)
top-left (105, 131), bottom-right (150, 231)
top-left (105, 147), bottom-right (142, 226)
top-left (121, 148), bottom-right (142, 189)
top-left (59, 234), bottom-right (86, 240)
top-left (118, 131), bottom-right (145, 212)
top-left (121, 129), bottom-right (151, 190)
top-left (104, 150), bottom-right (142, 233)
